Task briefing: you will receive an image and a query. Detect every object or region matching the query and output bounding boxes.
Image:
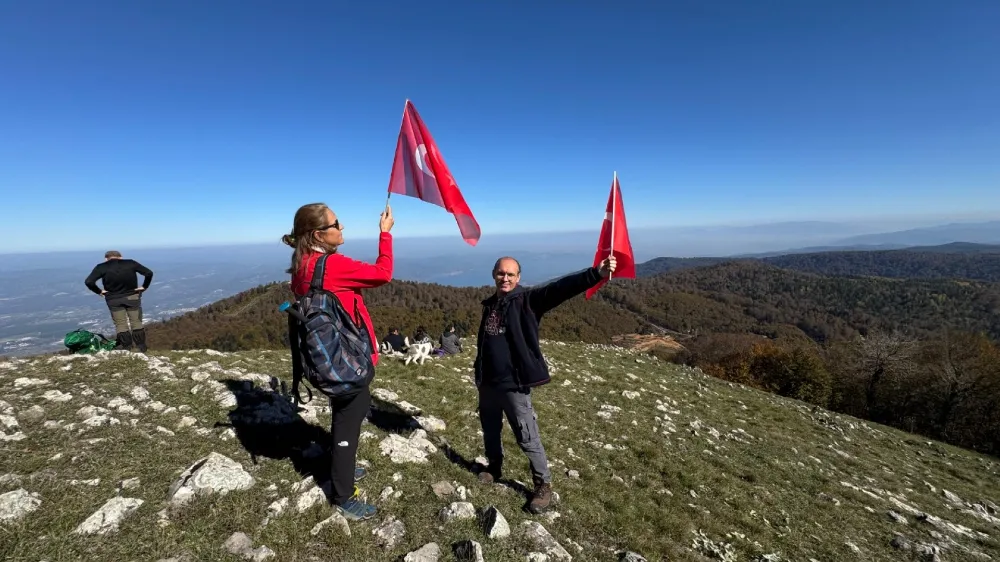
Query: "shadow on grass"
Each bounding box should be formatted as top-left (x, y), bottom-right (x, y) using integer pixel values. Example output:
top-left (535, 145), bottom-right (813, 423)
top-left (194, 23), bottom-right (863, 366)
top-left (215, 377), bottom-right (334, 497)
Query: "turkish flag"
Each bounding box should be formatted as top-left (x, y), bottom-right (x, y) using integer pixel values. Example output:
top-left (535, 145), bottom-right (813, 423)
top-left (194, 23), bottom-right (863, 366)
top-left (387, 100), bottom-right (481, 246)
top-left (585, 172), bottom-right (636, 299)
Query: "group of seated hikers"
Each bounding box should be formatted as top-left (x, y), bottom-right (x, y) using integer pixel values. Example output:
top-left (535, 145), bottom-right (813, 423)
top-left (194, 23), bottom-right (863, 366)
top-left (382, 324), bottom-right (463, 357)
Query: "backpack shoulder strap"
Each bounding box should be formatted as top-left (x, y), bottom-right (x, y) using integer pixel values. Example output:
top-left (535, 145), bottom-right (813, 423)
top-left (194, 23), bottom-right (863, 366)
top-left (310, 253), bottom-right (331, 291)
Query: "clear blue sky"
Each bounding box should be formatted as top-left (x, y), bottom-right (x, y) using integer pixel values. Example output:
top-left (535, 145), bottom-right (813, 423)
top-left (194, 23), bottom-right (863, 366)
top-left (1, 0), bottom-right (998, 252)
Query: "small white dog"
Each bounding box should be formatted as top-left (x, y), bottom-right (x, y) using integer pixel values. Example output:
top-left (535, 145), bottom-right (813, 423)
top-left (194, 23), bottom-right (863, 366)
top-left (403, 341), bottom-right (433, 365)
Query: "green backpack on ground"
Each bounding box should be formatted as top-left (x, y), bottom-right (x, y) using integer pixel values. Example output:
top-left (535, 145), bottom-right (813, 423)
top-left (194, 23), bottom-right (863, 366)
top-left (64, 329), bottom-right (117, 354)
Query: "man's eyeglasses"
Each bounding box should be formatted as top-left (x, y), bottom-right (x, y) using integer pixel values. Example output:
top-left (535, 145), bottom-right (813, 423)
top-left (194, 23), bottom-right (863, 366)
top-left (317, 220), bottom-right (341, 232)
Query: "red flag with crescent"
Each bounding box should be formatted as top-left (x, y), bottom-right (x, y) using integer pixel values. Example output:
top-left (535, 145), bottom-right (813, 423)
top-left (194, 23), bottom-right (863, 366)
top-left (585, 173), bottom-right (635, 299)
top-left (387, 100), bottom-right (481, 246)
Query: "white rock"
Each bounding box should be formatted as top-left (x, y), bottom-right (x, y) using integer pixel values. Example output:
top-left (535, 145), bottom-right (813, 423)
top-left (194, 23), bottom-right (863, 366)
top-left (13, 377), bottom-right (48, 389)
top-left (73, 497), bottom-right (144, 535)
top-left (82, 414), bottom-right (120, 428)
top-left (404, 542), bottom-right (441, 562)
top-left (310, 512), bottom-right (351, 537)
top-left (373, 516), bottom-right (406, 550)
top-left (414, 415), bottom-right (447, 432)
top-left (379, 430), bottom-right (438, 464)
top-left (295, 486), bottom-right (327, 513)
top-left (527, 554), bottom-right (550, 562)
top-left (454, 540), bottom-right (485, 562)
top-left (177, 416), bottom-right (197, 429)
top-left (522, 521), bottom-right (572, 561)
top-left (0, 488), bottom-right (41, 521)
top-left (41, 390), bottom-right (73, 403)
top-left (130, 386), bottom-right (151, 401)
top-left (482, 505), bottom-right (511, 539)
top-left (167, 452), bottom-right (255, 508)
top-left (0, 415), bottom-right (18, 430)
top-left (622, 391), bottom-right (640, 400)
top-left (439, 501), bottom-right (476, 522)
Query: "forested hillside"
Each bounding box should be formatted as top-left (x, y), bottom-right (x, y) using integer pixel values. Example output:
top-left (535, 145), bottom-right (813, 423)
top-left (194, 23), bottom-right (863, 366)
top-left (146, 280), bottom-right (646, 351)
top-left (637, 243), bottom-right (1000, 283)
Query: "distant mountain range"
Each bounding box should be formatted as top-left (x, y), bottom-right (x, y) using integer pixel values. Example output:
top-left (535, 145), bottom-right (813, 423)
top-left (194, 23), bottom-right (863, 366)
top-left (637, 242), bottom-right (1000, 282)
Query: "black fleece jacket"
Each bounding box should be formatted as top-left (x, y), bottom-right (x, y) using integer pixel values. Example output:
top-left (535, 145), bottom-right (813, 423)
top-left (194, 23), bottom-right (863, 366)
top-left (474, 267), bottom-right (604, 389)
top-left (84, 259), bottom-right (153, 299)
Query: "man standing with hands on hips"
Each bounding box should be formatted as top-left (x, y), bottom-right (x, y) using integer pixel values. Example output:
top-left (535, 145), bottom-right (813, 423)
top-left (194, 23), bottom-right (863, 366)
top-left (473, 254), bottom-right (617, 514)
top-left (85, 250), bottom-right (154, 352)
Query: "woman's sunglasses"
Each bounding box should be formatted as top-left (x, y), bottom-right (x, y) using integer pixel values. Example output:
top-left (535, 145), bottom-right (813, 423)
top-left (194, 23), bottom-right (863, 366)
top-left (316, 219), bottom-right (341, 232)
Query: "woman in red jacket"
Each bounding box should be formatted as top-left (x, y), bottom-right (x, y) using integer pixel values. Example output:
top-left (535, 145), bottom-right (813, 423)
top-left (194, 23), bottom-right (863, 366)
top-left (283, 202), bottom-right (394, 521)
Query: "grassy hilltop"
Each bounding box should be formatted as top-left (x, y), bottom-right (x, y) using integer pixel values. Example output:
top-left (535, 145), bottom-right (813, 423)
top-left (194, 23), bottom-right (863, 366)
top-left (1, 343), bottom-right (998, 561)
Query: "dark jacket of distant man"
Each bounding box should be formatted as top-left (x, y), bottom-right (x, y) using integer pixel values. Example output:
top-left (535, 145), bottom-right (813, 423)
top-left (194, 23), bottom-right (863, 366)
top-left (84, 253), bottom-right (154, 351)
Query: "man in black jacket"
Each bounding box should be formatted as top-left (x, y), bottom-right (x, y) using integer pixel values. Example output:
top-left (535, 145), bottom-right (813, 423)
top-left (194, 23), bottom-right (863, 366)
top-left (473, 254), bottom-right (616, 514)
top-left (84, 251), bottom-right (154, 352)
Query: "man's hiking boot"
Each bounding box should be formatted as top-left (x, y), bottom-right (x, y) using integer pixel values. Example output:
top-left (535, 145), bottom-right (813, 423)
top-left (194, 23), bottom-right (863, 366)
top-left (336, 486), bottom-right (377, 521)
top-left (354, 467), bottom-right (368, 482)
top-left (114, 331), bottom-right (133, 351)
top-left (132, 328), bottom-right (147, 353)
top-left (528, 480), bottom-right (553, 514)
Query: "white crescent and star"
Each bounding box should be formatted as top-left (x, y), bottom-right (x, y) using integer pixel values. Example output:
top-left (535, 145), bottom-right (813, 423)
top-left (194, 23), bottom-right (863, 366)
top-left (415, 144), bottom-right (436, 178)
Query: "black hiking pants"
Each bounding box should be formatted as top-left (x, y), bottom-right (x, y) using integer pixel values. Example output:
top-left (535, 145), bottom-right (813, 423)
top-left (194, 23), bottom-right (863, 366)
top-left (328, 386), bottom-right (371, 505)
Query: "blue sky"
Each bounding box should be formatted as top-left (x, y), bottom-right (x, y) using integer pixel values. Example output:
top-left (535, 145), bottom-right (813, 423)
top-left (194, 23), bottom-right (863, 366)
top-left (1, 0), bottom-right (998, 253)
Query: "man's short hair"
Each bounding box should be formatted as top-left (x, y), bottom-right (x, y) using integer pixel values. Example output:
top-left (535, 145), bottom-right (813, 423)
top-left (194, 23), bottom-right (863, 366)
top-left (105, 250), bottom-right (122, 259)
top-left (493, 256), bottom-right (521, 276)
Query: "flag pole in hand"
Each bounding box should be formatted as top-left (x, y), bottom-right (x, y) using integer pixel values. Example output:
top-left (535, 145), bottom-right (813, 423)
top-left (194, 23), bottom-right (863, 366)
top-left (384, 99), bottom-right (410, 212)
top-left (609, 171), bottom-right (617, 280)
top-left (386, 99), bottom-right (481, 245)
top-left (586, 171), bottom-right (636, 299)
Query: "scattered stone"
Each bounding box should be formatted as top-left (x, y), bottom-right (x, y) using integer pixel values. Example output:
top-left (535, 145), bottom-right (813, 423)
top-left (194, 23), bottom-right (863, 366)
top-left (167, 452), bottom-right (255, 508)
top-left (378, 430), bottom-right (437, 463)
top-left (618, 552), bottom-right (647, 562)
top-left (0, 488), bottom-right (41, 521)
top-left (622, 391), bottom-right (640, 400)
top-left (432, 480), bottom-right (456, 498)
top-left (567, 470), bottom-right (580, 479)
top-left (373, 516), bottom-right (406, 550)
top-left (41, 390), bottom-right (72, 403)
top-left (440, 501), bottom-right (476, 522)
top-left (13, 377), bottom-right (48, 389)
top-left (177, 416), bottom-right (197, 429)
top-left (453, 540), bottom-right (485, 562)
top-left (73, 497), bottom-right (144, 535)
top-left (310, 513), bottom-right (351, 537)
top-left (404, 542), bottom-right (442, 562)
top-left (527, 554), bottom-right (550, 562)
top-left (119, 478), bottom-right (141, 492)
top-left (888, 510), bottom-right (908, 524)
top-left (21, 405), bottom-right (46, 422)
top-left (891, 535), bottom-right (911, 550)
top-left (481, 505), bottom-right (511, 539)
top-left (131, 386), bottom-right (151, 401)
top-left (295, 485), bottom-right (327, 513)
top-left (521, 521), bottom-right (572, 561)
top-left (415, 415), bottom-right (447, 432)
top-left (222, 532), bottom-right (275, 562)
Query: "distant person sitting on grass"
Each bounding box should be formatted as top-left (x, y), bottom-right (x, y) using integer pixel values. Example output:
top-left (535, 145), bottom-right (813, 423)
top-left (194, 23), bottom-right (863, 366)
top-left (411, 326), bottom-right (431, 347)
top-left (284, 201), bottom-right (394, 522)
top-left (437, 324), bottom-right (462, 356)
top-left (473, 254), bottom-right (616, 514)
top-left (383, 327), bottom-right (406, 353)
top-left (84, 250), bottom-right (154, 352)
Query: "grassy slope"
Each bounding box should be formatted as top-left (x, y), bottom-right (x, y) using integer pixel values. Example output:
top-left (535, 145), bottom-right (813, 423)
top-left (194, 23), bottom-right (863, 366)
top-left (1, 344), bottom-right (998, 561)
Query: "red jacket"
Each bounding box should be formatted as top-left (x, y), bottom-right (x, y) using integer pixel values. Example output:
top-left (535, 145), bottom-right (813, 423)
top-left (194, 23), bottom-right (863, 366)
top-left (291, 232), bottom-right (393, 366)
